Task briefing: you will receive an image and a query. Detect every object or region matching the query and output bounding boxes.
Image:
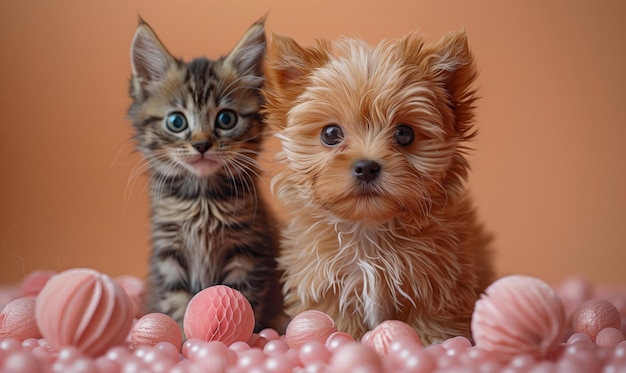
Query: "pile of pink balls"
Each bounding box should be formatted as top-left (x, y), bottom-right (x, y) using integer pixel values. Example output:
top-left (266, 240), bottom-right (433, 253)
top-left (1, 268), bottom-right (625, 372)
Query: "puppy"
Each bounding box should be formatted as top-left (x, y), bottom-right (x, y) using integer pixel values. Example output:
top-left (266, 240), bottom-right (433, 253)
top-left (263, 29), bottom-right (494, 344)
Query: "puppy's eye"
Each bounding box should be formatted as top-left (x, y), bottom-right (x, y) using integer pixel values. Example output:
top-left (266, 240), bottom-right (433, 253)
top-left (216, 109), bottom-right (238, 130)
top-left (321, 125), bottom-right (344, 146)
top-left (394, 124), bottom-right (414, 146)
top-left (165, 112), bottom-right (188, 133)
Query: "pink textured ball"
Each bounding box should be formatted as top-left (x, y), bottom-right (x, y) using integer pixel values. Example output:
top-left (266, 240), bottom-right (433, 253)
top-left (571, 299), bottom-right (621, 341)
top-left (285, 310), bottom-right (337, 349)
top-left (0, 297), bottom-right (42, 341)
top-left (472, 275), bottom-right (565, 361)
top-left (35, 268), bottom-right (134, 357)
top-left (130, 313), bottom-right (182, 350)
top-left (362, 320), bottom-right (422, 356)
top-left (183, 285), bottom-right (255, 345)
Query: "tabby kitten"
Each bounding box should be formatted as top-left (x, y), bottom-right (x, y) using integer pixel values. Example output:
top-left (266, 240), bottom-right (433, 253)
top-left (127, 17), bottom-right (285, 333)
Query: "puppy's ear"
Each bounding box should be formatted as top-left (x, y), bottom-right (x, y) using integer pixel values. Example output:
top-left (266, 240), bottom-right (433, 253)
top-left (414, 30), bottom-right (478, 135)
top-left (263, 34), bottom-right (331, 130)
top-left (264, 33), bottom-right (330, 93)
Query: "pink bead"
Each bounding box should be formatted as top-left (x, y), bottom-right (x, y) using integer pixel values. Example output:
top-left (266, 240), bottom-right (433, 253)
top-left (263, 339), bottom-right (289, 355)
top-left (329, 342), bottom-right (383, 372)
top-left (572, 299), bottom-right (621, 341)
top-left (35, 268), bottom-right (134, 357)
top-left (20, 270), bottom-right (56, 297)
top-left (285, 310), bottom-right (337, 349)
top-left (361, 320), bottom-right (422, 356)
top-left (236, 348), bottom-right (266, 369)
top-left (298, 340), bottom-right (331, 366)
top-left (259, 328), bottom-right (281, 341)
top-left (324, 331), bottom-right (354, 353)
top-left (0, 297), bottom-right (42, 341)
top-left (154, 341), bottom-right (181, 363)
top-left (472, 275), bottom-right (565, 361)
top-left (264, 354), bottom-right (296, 373)
top-left (2, 351), bottom-right (44, 373)
top-left (596, 327), bottom-right (625, 348)
top-left (248, 333), bottom-right (268, 348)
top-left (94, 356), bottom-right (121, 373)
top-left (183, 285), bottom-right (255, 345)
top-left (567, 332), bottom-right (593, 345)
top-left (130, 313), bottom-right (182, 351)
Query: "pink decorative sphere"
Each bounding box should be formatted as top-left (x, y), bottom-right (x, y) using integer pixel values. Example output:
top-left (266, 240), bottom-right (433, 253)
top-left (35, 268), bottom-right (134, 357)
top-left (183, 285), bottom-right (255, 345)
top-left (0, 297), bottom-right (42, 341)
top-left (472, 275), bottom-right (565, 361)
top-left (285, 310), bottom-right (337, 349)
top-left (114, 275), bottom-right (146, 318)
top-left (130, 313), bottom-right (183, 350)
top-left (362, 320), bottom-right (422, 356)
top-left (571, 299), bottom-right (621, 341)
top-left (20, 270), bottom-right (56, 297)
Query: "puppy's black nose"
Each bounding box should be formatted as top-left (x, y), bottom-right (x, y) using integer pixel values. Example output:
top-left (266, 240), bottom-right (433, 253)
top-left (193, 141), bottom-right (212, 154)
top-left (353, 160), bottom-right (381, 182)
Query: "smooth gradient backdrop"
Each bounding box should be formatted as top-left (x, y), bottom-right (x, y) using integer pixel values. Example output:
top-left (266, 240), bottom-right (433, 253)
top-left (1, 1), bottom-right (624, 286)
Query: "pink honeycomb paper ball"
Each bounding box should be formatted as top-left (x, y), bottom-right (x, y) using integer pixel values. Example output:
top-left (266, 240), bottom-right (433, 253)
top-left (285, 310), bottom-right (337, 349)
top-left (361, 320), bottom-right (422, 356)
top-left (472, 275), bottom-right (565, 361)
top-left (35, 268), bottom-right (134, 357)
top-left (0, 297), bottom-right (42, 341)
top-left (183, 285), bottom-right (255, 345)
top-left (130, 313), bottom-right (183, 350)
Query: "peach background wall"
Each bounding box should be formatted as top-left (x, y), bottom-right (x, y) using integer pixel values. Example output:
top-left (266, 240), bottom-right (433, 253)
top-left (0, 1), bottom-right (624, 286)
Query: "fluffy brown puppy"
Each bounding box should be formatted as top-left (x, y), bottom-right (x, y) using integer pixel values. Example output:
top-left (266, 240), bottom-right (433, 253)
top-left (263, 29), bottom-right (494, 344)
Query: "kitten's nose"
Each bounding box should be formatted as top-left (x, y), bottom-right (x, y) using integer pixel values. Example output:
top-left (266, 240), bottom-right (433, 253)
top-left (193, 141), bottom-right (212, 154)
top-left (353, 160), bottom-right (381, 182)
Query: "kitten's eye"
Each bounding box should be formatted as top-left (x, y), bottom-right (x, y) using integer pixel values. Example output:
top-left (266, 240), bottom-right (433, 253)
top-left (216, 109), bottom-right (238, 130)
top-left (321, 125), bottom-right (344, 146)
top-left (165, 112), bottom-right (188, 133)
top-left (394, 124), bottom-right (414, 146)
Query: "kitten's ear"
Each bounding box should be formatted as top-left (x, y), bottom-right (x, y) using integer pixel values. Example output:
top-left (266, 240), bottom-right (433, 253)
top-left (264, 33), bottom-right (331, 91)
top-left (224, 17), bottom-right (267, 78)
top-left (130, 18), bottom-right (176, 98)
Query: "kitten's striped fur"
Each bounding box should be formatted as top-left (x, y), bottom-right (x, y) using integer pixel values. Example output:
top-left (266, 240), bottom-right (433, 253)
top-left (128, 17), bottom-right (286, 333)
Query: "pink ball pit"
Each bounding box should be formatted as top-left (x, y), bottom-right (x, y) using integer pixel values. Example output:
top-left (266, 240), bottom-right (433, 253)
top-left (0, 270), bottom-right (626, 372)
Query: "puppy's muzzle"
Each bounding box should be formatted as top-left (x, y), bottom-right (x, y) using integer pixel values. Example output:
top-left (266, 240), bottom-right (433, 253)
top-left (352, 160), bottom-right (381, 183)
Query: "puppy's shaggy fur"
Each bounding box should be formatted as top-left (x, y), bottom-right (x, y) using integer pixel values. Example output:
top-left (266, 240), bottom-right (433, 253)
top-left (263, 30), bottom-right (494, 344)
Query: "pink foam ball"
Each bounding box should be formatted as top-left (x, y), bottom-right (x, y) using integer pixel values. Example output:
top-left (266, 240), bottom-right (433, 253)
top-left (130, 313), bottom-right (182, 351)
top-left (285, 310), bottom-right (337, 349)
top-left (471, 275), bottom-right (565, 361)
top-left (35, 268), bottom-right (134, 357)
top-left (571, 299), bottom-right (621, 341)
top-left (0, 297), bottom-right (42, 341)
top-left (361, 320), bottom-right (422, 356)
top-left (20, 270), bottom-right (56, 297)
top-left (183, 285), bottom-right (255, 345)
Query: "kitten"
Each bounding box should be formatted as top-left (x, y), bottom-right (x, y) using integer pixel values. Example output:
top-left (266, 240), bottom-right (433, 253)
top-left (263, 30), bottom-right (494, 344)
top-left (127, 17), bottom-right (285, 333)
